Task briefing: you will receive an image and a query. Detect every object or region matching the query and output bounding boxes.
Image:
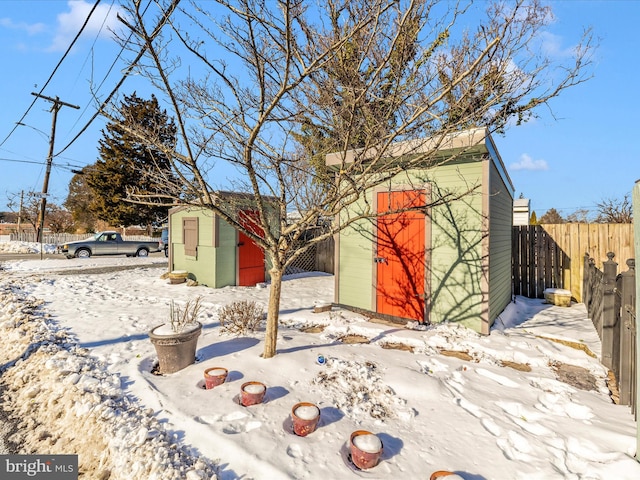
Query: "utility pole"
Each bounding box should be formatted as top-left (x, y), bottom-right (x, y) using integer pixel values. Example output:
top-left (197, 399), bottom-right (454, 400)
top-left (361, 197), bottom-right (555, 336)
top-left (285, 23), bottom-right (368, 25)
top-left (31, 93), bottom-right (79, 255)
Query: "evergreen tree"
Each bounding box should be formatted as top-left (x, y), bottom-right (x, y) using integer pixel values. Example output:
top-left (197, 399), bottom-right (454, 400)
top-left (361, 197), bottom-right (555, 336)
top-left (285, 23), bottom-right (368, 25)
top-left (87, 93), bottom-right (176, 229)
top-left (529, 210), bottom-right (537, 225)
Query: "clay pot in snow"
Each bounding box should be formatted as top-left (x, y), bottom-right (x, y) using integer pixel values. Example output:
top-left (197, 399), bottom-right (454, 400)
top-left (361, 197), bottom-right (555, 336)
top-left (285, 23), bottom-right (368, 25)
top-left (349, 430), bottom-right (383, 470)
top-left (291, 402), bottom-right (321, 437)
top-left (204, 367), bottom-right (228, 389)
top-left (240, 381), bottom-right (266, 406)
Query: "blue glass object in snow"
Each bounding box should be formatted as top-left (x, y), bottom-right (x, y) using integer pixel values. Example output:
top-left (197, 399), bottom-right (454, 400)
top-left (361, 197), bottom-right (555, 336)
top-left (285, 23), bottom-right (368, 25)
top-left (316, 354), bottom-right (326, 365)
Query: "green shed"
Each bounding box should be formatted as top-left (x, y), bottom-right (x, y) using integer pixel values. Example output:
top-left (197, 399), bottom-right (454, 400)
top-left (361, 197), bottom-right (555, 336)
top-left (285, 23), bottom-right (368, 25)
top-left (167, 204), bottom-right (267, 288)
top-left (327, 127), bottom-right (514, 334)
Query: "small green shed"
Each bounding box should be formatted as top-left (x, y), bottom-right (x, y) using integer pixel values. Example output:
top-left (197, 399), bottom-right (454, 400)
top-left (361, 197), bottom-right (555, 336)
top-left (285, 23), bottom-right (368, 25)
top-left (327, 127), bottom-right (514, 334)
top-left (167, 204), bottom-right (267, 288)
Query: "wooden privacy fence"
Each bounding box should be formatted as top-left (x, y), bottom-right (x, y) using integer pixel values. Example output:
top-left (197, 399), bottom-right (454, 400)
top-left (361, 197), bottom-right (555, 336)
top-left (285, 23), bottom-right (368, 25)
top-left (513, 224), bottom-right (635, 302)
top-left (583, 253), bottom-right (636, 413)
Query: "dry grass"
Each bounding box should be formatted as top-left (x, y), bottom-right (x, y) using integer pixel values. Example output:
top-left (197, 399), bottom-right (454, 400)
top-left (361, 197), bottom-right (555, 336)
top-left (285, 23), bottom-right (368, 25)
top-left (500, 360), bottom-right (532, 372)
top-left (550, 361), bottom-right (598, 391)
top-left (607, 370), bottom-right (620, 404)
top-left (338, 334), bottom-right (370, 344)
top-left (535, 335), bottom-right (597, 358)
top-left (439, 350), bottom-right (474, 361)
top-left (299, 325), bottom-right (326, 333)
top-left (380, 342), bottom-right (414, 352)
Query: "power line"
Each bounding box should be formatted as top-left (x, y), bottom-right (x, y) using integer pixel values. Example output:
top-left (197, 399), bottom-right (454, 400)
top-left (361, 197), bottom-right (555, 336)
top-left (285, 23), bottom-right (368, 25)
top-left (0, 157), bottom-right (47, 166)
top-left (66, 1), bottom-right (124, 134)
top-left (0, 0), bottom-right (103, 150)
top-left (54, 1), bottom-right (158, 158)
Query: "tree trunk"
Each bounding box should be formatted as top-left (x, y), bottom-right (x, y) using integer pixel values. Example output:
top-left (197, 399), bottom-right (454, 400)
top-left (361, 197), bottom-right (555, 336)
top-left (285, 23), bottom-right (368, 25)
top-left (263, 266), bottom-right (283, 358)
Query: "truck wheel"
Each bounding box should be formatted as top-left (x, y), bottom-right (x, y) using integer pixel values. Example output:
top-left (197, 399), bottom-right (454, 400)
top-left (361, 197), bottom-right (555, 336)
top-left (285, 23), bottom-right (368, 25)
top-left (75, 248), bottom-right (91, 258)
top-left (136, 248), bottom-right (149, 257)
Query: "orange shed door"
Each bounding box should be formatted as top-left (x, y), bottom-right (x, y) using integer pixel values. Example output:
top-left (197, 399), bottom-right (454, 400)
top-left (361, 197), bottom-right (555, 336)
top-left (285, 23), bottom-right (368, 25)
top-left (238, 210), bottom-right (265, 286)
top-left (376, 190), bottom-right (426, 321)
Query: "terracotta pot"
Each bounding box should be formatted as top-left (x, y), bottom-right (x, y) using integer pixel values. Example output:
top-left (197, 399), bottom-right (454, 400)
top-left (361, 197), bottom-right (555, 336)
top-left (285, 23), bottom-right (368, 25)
top-left (149, 322), bottom-right (202, 374)
top-left (240, 381), bottom-right (266, 406)
top-left (204, 367), bottom-right (228, 389)
top-left (430, 472), bottom-right (464, 480)
top-left (291, 402), bottom-right (321, 437)
top-left (350, 430), bottom-right (383, 470)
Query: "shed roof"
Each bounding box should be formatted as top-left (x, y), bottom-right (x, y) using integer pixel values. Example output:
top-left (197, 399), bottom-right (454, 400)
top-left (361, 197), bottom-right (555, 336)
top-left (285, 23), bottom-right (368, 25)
top-left (325, 127), bottom-right (514, 195)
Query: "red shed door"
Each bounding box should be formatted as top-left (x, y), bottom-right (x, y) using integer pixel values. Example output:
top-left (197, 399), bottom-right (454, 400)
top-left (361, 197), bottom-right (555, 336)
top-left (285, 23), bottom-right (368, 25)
top-left (238, 210), bottom-right (265, 286)
top-left (376, 190), bottom-right (426, 321)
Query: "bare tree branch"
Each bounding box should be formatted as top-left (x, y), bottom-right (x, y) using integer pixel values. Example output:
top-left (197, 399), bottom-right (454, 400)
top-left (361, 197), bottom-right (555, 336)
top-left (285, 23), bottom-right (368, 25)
top-left (104, 0), bottom-right (594, 357)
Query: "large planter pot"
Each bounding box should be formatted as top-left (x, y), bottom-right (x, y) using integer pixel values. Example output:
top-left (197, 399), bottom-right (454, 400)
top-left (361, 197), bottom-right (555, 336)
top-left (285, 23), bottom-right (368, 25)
top-left (149, 322), bottom-right (202, 374)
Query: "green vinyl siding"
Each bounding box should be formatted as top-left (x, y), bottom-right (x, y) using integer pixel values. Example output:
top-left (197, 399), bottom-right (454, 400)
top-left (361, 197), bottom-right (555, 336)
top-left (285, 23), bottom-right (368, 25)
top-left (336, 157), bottom-right (487, 331)
top-left (337, 218), bottom-right (374, 310)
top-left (169, 207), bottom-right (237, 288)
top-left (333, 129), bottom-right (514, 335)
top-left (425, 161), bottom-right (484, 331)
top-left (487, 160), bottom-right (514, 327)
top-left (213, 217), bottom-right (237, 287)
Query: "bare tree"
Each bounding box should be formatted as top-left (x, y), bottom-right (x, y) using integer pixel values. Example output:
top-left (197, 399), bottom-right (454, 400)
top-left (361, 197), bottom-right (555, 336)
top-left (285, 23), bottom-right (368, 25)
top-left (107, 0), bottom-right (592, 358)
top-left (595, 195), bottom-right (632, 223)
top-left (566, 208), bottom-right (591, 223)
top-left (47, 205), bottom-right (75, 234)
top-left (6, 191), bottom-right (73, 234)
top-left (7, 191), bottom-right (40, 234)
top-left (538, 208), bottom-right (565, 224)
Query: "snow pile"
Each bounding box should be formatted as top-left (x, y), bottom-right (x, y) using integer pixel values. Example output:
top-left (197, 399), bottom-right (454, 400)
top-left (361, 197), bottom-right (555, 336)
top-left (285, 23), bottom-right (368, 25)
top-left (312, 358), bottom-right (414, 422)
top-left (0, 285), bottom-right (217, 480)
top-left (0, 241), bottom-right (57, 254)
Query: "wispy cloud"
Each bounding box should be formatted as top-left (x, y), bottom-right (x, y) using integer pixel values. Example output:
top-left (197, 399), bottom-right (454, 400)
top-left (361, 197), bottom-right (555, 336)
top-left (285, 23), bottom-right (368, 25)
top-left (510, 153), bottom-right (548, 171)
top-left (0, 17), bottom-right (46, 35)
top-left (47, 0), bottom-right (122, 52)
top-left (538, 31), bottom-right (577, 59)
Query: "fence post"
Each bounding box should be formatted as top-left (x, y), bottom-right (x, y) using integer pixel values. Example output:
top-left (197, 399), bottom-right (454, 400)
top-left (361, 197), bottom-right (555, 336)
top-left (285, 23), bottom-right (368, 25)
top-left (601, 252), bottom-right (618, 370)
top-left (583, 253), bottom-right (591, 312)
top-left (619, 259), bottom-right (636, 407)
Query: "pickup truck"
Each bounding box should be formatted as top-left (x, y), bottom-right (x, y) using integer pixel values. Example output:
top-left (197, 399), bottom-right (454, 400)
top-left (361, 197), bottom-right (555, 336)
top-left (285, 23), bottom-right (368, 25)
top-left (60, 231), bottom-right (162, 259)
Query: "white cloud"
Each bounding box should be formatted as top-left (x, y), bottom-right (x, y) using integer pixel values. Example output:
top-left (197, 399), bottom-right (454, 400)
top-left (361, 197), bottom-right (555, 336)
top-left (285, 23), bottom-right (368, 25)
top-left (538, 31), bottom-right (576, 59)
top-left (0, 17), bottom-right (46, 35)
top-left (510, 153), bottom-right (548, 171)
top-left (48, 0), bottom-right (122, 52)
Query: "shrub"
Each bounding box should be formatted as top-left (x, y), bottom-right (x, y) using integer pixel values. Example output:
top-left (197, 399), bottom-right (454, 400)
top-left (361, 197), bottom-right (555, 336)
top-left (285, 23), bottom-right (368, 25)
top-left (218, 300), bottom-right (264, 336)
top-left (169, 296), bottom-right (203, 333)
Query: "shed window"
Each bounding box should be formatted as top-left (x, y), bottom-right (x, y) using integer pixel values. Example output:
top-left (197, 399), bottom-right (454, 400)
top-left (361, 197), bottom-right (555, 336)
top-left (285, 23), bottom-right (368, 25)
top-left (183, 217), bottom-right (199, 257)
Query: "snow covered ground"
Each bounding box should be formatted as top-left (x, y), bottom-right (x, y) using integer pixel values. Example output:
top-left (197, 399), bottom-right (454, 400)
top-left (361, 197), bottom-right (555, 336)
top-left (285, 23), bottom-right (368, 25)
top-left (0, 240), bottom-right (58, 254)
top-left (0, 245), bottom-right (639, 479)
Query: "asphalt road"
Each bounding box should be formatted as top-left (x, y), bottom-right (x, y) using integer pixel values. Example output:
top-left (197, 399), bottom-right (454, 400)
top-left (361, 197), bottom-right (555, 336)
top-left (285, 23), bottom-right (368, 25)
top-left (0, 252), bottom-right (168, 276)
top-left (0, 251), bottom-right (167, 262)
